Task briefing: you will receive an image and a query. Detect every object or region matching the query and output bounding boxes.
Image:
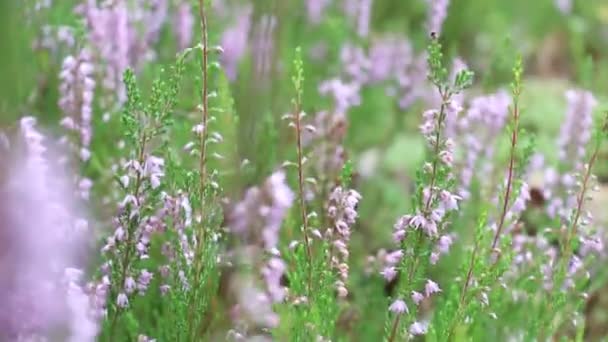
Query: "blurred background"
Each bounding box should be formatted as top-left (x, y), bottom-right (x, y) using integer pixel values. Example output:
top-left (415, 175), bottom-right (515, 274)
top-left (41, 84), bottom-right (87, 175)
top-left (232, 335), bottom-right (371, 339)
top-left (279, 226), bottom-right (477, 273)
top-left (2, 0), bottom-right (608, 338)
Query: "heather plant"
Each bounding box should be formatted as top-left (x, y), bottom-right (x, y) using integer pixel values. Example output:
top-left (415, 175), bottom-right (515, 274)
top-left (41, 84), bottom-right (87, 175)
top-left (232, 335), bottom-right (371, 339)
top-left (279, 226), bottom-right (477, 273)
top-left (4, 0), bottom-right (608, 341)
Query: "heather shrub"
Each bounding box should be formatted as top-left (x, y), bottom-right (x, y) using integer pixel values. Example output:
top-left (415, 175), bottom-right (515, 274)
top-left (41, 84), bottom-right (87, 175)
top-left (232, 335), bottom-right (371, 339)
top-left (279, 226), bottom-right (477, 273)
top-left (2, 0), bottom-right (608, 341)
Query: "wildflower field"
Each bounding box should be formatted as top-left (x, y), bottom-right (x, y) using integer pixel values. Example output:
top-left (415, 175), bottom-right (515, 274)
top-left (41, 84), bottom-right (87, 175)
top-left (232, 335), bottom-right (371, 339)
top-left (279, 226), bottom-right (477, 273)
top-left (3, 0), bottom-right (608, 340)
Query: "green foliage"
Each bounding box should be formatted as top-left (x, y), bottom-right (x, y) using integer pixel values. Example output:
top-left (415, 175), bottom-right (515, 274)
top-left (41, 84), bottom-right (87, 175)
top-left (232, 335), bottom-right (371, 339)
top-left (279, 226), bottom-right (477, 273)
top-left (292, 46), bottom-right (305, 107)
top-left (427, 37), bottom-right (450, 91)
top-left (339, 159), bottom-right (353, 187)
top-left (9, 1), bottom-right (608, 341)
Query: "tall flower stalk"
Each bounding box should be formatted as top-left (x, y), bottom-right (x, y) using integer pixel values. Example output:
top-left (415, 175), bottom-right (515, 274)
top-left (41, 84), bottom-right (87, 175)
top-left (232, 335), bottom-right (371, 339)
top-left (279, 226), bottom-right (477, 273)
top-left (102, 54), bottom-right (185, 339)
top-left (187, 1), bottom-right (224, 338)
top-left (490, 56), bottom-right (524, 253)
top-left (286, 47), bottom-right (314, 294)
top-left (197, 0), bottom-right (210, 217)
top-left (386, 36), bottom-right (473, 341)
top-left (541, 112), bottom-right (608, 337)
top-left (447, 56), bottom-right (527, 338)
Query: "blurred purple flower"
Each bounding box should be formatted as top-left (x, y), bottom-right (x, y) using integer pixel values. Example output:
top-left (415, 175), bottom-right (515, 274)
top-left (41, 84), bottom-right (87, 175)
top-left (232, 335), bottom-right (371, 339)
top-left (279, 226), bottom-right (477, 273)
top-left (77, 0), bottom-right (169, 102)
top-left (555, 0), bottom-right (572, 14)
top-left (173, 2), bottom-right (194, 50)
top-left (558, 90), bottom-right (596, 167)
top-left (343, 0), bottom-right (373, 37)
top-left (546, 89), bottom-right (597, 220)
top-left (220, 6), bottom-right (252, 80)
top-left (454, 90), bottom-right (511, 199)
top-left (319, 78), bottom-right (362, 114)
top-left (307, 0), bottom-right (332, 24)
top-left (426, 0), bottom-right (450, 35)
top-left (251, 14), bottom-right (277, 81)
top-left (409, 321), bottom-right (428, 336)
top-left (0, 117), bottom-right (96, 340)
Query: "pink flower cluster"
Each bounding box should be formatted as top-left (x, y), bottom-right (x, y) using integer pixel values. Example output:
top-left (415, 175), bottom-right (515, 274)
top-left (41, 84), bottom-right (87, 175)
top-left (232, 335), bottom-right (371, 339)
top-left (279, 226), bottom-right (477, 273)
top-left (58, 49), bottom-right (96, 164)
top-left (327, 186), bottom-right (362, 298)
top-left (227, 171), bottom-right (295, 330)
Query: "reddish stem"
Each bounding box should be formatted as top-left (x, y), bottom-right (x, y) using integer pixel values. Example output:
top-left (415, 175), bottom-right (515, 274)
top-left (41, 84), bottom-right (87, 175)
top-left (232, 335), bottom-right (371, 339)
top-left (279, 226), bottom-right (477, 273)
top-left (388, 314), bottom-right (401, 342)
top-left (294, 109), bottom-right (314, 294)
top-left (564, 149), bottom-right (599, 257)
top-left (491, 97), bottom-right (520, 251)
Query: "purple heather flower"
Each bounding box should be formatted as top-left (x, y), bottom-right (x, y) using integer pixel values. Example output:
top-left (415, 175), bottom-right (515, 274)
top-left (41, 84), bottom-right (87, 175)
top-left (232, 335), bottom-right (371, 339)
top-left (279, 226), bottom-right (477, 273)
top-left (558, 90), bottom-right (596, 166)
top-left (411, 291), bottom-right (425, 305)
top-left (409, 214), bottom-right (427, 229)
top-left (454, 90), bottom-right (511, 199)
top-left (439, 190), bottom-right (461, 211)
top-left (393, 229), bottom-right (406, 243)
top-left (78, 0), bottom-right (129, 101)
top-left (77, 0), bottom-right (169, 102)
top-left (117, 293), bottom-right (129, 308)
top-left (343, 0), bottom-right (373, 37)
top-left (336, 284), bottom-right (349, 298)
top-left (545, 89), bottom-right (597, 220)
top-left (319, 78), bottom-right (362, 115)
top-left (262, 257), bottom-right (287, 303)
top-left (143, 155), bottom-right (165, 189)
top-left (340, 43), bottom-right (370, 84)
top-left (381, 266), bottom-right (398, 281)
top-left (437, 235), bottom-right (453, 254)
top-left (385, 250), bottom-right (404, 265)
top-left (327, 186), bottom-right (362, 295)
top-left (389, 299), bottom-right (409, 314)
top-left (159, 284), bottom-right (170, 296)
top-left (430, 252), bottom-right (440, 265)
top-left (138, 269), bottom-right (153, 293)
top-left (124, 277), bottom-right (136, 294)
top-left (422, 219), bottom-right (438, 237)
top-left (58, 49), bottom-right (96, 163)
top-left (425, 279), bottom-right (441, 297)
top-left (581, 235), bottom-right (604, 255)
top-left (420, 109), bottom-right (438, 137)
top-left (409, 321), bottom-right (429, 336)
top-left (393, 215), bottom-right (411, 242)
